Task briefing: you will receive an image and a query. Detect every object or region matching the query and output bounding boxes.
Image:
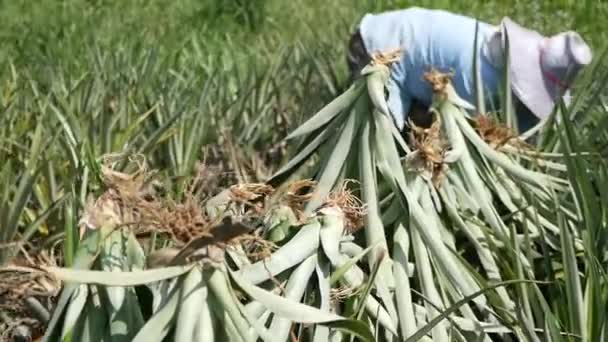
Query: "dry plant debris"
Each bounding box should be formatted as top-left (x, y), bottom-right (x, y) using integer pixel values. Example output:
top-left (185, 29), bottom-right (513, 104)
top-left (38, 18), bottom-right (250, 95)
top-left (167, 216), bottom-right (256, 266)
top-left (423, 69), bottom-right (454, 99)
top-left (81, 158), bottom-right (229, 268)
top-left (330, 284), bottom-right (362, 304)
top-left (408, 116), bottom-right (449, 188)
top-left (229, 183), bottom-right (274, 216)
top-left (422, 69), bottom-right (530, 151)
top-left (0, 250), bottom-right (60, 341)
top-left (275, 179), bottom-right (366, 231)
top-left (81, 156), bottom-right (368, 269)
top-left (371, 48), bottom-right (404, 66)
top-left (475, 115), bottom-right (531, 150)
top-left (83, 157), bottom-right (215, 245)
top-left (323, 180), bottom-right (367, 233)
top-left (282, 179), bottom-right (317, 222)
top-left (233, 230), bottom-right (278, 263)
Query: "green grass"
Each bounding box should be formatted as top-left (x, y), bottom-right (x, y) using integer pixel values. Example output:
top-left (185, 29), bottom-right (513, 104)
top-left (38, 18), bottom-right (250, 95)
top-left (1, 0), bottom-right (607, 73)
top-left (0, 0), bottom-right (605, 269)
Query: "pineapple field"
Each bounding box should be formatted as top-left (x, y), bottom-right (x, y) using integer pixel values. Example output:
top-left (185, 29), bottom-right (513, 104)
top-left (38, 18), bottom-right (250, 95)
top-left (0, 1), bottom-right (607, 341)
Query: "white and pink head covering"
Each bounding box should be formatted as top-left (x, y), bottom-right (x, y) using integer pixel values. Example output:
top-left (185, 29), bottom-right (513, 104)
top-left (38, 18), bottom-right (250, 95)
top-left (486, 17), bottom-right (593, 119)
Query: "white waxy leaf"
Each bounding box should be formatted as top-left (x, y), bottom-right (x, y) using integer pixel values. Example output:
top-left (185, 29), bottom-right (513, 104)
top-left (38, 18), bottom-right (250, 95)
top-left (313, 261), bottom-right (331, 342)
top-left (229, 267), bottom-right (345, 325)
top-left (319, 210), bottom-right (345, 264)
top-left (236, 220), bottom-right (320, 284)
top-left (365, 66), bottom-right (391, 116)
top-left (175, 268), bottom-right (207, 342)
top-left (269, 255), bottom-right (317, 342)
top-left (132, 285), bottom-right (180, 342)
top-left (393, 224), bottom-right (418, 339)
top-left (46, 265), bottom-right (194, 286)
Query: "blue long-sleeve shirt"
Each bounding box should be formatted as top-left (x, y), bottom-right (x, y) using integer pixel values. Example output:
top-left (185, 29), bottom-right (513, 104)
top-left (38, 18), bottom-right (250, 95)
top-left (359, 8), bottom-right (511, 129)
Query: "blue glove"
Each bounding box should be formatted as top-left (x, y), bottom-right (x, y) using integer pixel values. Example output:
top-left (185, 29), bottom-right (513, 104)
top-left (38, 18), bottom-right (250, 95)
top-left (359, 8), bottom-right (503, 129)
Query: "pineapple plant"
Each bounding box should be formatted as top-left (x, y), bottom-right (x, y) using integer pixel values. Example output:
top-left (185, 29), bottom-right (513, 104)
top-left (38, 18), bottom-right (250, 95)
top-left (40, 44), bottom-right (606, 341)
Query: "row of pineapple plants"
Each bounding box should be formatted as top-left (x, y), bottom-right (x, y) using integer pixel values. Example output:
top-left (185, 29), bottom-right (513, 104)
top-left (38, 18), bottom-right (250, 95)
top-left (27, 40), bottom-right (608, 342)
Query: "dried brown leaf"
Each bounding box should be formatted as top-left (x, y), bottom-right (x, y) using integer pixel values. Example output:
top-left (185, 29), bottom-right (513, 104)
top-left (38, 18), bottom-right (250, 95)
top-left (408, 117), bottom-right (448, 188)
